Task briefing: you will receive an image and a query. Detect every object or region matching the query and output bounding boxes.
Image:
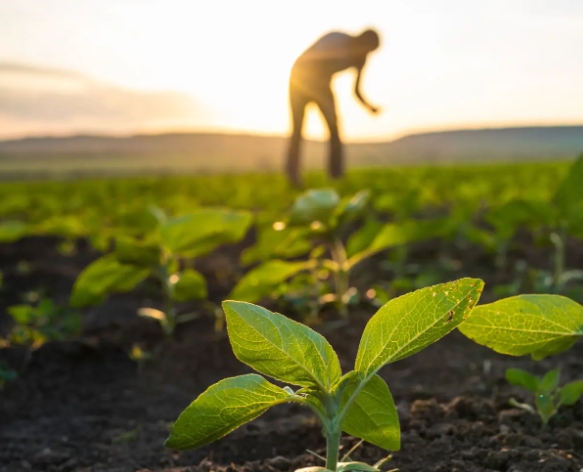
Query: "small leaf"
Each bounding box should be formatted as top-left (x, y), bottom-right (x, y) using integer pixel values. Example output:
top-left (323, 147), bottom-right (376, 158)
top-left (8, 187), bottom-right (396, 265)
top-left (458, 294), bottom-right (583, 360)
top-left (535, 394), bottom-right (555, 425)
top-left (160, 208), bottom-right (252, 256)
top-left (138, 307), bottom-right (167, 322)
top-left (336, 462), bottom-right (379, 472)
top-left (346, 217), bottom-right (384, 258)
top-left (229, 260), bottom-right (311, 303)
top-left (165, 374), bottom-right (290, 450)
top-left (223, 301), bottom-right (341, 390)
top-left (356, 279), bottom-right (484, 378)
top-left (172, 269), bottom-right (207, 301)
top-left (505, 368), bottom-right (539, 393)
top-left (115, 236), bottom-right (162, 267)
top-left (559, 380), bottom-right (583, 405)
top-left (289, 189), bottom-right (340, 226)
top-left (539, 369), bottom-right (560, 394)
top-left (340, 373), bottom-right (400, 451)
top-left (241, 226), bottom-right (311, 264)
top-left (70, 255), bottom-right (150, 308)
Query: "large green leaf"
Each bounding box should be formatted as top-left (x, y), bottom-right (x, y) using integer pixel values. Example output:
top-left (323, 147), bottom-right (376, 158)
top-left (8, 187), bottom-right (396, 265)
top-left (223, 301), bottom-right (341, 390)
top-left (172, 269), bottom-right (207, 301)
top-left (355, 279), bottom-right (484, 378)
top-left (340, 373), bottom-right (400, 451)
top-left (229, 260), bottom-right (311, 303)
top-left (165, 374), bottom-right (290, 450)
top-left (160, 208), bottom-right (252, 256)
top-left (289, 189), bottom-right (340, 226)
top-left (70, 255), bottom-right (150, 307)
top-left (458, 295), bottom-right (583, 360)
top-left (553, 153), bottom-right (583, 216)
top-left (560, 380), bottom-right (583, 405)
top-left (114, 236), bottom-right (162, 267)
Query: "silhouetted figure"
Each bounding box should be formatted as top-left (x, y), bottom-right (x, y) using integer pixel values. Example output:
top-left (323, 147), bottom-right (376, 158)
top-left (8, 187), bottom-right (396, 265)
top-left (286, 29), bottom-right (381, 187)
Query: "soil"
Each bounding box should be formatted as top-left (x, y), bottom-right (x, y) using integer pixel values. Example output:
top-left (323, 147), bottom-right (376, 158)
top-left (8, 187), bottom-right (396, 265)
top-left (1, 235), bottom-right (583, 472)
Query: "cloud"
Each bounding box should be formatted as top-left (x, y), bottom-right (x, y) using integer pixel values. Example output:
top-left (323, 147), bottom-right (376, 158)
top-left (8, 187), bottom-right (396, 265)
top-left (0, 62), bottom-right (208, 138)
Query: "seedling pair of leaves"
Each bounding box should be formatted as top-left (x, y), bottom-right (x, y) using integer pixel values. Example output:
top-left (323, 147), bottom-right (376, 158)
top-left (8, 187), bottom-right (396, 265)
top-left (233, 188), bottom-right (454, 318)
top-left (505, 368), bottom-right (583, 426)
top-left (70, 207), bottom-right (252, 334)
top-left (165, 278), bottom-right (485, 472)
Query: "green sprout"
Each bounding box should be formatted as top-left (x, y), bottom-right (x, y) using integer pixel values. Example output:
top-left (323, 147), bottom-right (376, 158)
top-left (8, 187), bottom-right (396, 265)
top-left (506, 368), bottom-right (583, 426)
top-left (70, 207), bottom-right (252, 334)
top-left (165, 278), bottom-right (484, 471)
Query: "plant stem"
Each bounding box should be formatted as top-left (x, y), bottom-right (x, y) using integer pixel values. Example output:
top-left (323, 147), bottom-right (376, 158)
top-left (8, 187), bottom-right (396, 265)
top-left (325, 430), bottom-right (341, 472)
top-left (331, 239), bottom-right (349, 318)
top-left (551, 226), bottom-right (566, 290)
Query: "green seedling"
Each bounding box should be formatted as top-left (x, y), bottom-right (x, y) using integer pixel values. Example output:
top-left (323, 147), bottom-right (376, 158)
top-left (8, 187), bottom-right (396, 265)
top-left (234, 189), bottom-right (453, 319)
top-left (6, 298), bottom-right (81, 348)
top-left (165, 278), bottom-right (484, 471)
top-left (505, 368), bottom-right (583, 426)
top-left (70, 207), bottom-right (252, 334)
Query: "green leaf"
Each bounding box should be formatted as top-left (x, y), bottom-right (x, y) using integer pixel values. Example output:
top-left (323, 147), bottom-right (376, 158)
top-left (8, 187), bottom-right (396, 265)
top-left (241, 226), bottom-right (311, 265)
top-left (114, 236), bottom-right (162, 267)
top-left (223, 301), bottom-right (341, 390)
top-left (559, 380), bottom-right (583, 405)
top-left (346, 217), bottom-right (384, 258)
top-left (229, 260), bottom-right (311, 303)
top-left (535, 394), bottom-right (555, 425)
top-left (505, 368), bottom-right (540, 393)
top-left (355, 279), bottom-right (484, 378)
top-left (341, 373), bottom-right (400, 451)
top-left (172, 269), bottom-right (207, 301)
top-left (337, 462), bottom-right (380, 472)
top-left (289, 189), bottom-right (340, 226)
top-left (364, 218), bottom-right (453, 254)
top-left (160, 208), bottom-right (252, 256)
top-left (0, 220), bottom-right (28, 243)
top-left (553, 153), bottom-right (583, 215)
top-left (165, 374), bottom-right (290, 450)
top-left (458, 294), bottom-right (583, 360)
top-left (333, 190), bottom-right (370, 229)
top-left (70, 255), bottom-right (150, 308)
top-left (7, 305), bottom-right (35, 324)
top-left (539, 369), bottom-right (560, 394)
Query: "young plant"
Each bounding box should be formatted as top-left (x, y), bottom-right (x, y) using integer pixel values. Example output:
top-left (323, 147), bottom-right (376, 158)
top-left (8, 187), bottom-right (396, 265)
top-left (165, 278), bottom-right (484, 471)
top-left (70, 207), bottom-right (252, 334)
top-left (233, 188), bottom-right (453, 319)
top-left (505, 368), bottom-right (583, 426)
top-left (5, 298), bottom-right (81, 348)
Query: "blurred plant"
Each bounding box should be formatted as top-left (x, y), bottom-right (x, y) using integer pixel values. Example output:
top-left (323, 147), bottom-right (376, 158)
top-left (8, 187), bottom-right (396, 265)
top-left (234, 189), bottom-right (453, 320)
top-left (0, 361), bottom-right (17, 390)
top-left (506, 368), bottom-right (583, 426)
top-left (70, 207), bottom-right (252, 334)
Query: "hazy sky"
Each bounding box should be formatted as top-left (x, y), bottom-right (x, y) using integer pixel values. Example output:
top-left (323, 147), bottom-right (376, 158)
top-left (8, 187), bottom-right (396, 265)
top-left (1, 0), bottom-right (582, 140)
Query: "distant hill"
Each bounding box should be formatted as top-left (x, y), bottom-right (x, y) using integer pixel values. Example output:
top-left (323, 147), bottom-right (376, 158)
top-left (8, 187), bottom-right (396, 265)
top-left (0, 126), bottom-right (582, 177)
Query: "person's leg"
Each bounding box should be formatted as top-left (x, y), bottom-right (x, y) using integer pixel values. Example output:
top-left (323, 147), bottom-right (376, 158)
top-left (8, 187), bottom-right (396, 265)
top-left (286, 82), bottom-right (308, 187)
top-left (316, 86), bottom-right (343, 179)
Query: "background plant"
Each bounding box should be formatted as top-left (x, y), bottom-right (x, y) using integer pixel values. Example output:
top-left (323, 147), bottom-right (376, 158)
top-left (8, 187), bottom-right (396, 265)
top-left (70, 207), bottom-right (252, 334)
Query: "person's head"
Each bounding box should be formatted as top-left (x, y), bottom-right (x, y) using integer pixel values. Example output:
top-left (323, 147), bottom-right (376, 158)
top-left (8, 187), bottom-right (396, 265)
top-left (356, 29), bottom-right (380, 53)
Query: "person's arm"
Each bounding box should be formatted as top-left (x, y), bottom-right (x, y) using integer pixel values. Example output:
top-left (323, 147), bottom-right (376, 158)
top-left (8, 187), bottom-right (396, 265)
top-left (354, 62), bottom-right (380, 114)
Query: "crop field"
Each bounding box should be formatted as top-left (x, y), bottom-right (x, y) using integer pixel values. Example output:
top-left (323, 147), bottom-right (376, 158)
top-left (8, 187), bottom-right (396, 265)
top-left (1, 159), bottom-right (583, 472)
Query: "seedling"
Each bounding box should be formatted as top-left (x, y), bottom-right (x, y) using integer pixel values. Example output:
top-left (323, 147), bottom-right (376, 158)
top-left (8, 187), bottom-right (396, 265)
top-left (233, 189), bottom-right (453, 319)
top-left (70, 207), bottom-right (252, 334)
top-left (165, 278), bottom-right (484, 471)
top-left (505, 368), bottom-right (583, 426)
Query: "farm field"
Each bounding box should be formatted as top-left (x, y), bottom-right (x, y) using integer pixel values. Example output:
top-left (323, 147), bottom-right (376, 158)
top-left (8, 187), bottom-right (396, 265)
top-left (1, 160), bottom-right (583, 472)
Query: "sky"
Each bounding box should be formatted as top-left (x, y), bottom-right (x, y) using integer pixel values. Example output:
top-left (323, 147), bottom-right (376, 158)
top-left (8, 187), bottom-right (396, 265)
top-left (1, 0), bottom-right (582, 141)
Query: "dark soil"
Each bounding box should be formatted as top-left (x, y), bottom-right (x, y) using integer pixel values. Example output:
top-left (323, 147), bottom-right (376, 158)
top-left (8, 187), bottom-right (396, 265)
top-left (1, 236), bottom-right (583, 472)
